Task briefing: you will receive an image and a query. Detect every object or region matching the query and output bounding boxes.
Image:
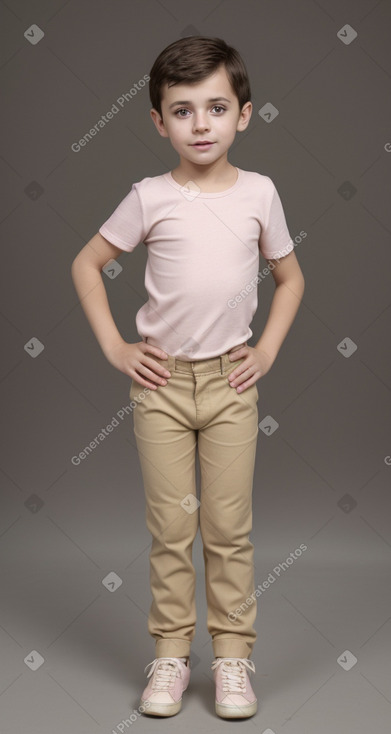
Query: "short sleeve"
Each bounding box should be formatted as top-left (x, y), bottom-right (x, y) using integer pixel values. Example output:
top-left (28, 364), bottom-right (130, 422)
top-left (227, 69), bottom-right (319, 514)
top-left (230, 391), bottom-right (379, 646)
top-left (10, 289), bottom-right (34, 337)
top-left (259, 179), bottom-right (294, 260)
top-left (99, 183), bottom-right (146, 252)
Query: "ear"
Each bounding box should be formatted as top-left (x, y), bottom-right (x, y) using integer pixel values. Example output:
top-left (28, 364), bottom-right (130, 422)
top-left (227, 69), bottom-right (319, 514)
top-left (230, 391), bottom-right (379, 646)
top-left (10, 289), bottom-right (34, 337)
top-left (150, 108), bottom-right (169, 138)
top-left (237, 101), bottom-right (252, 132)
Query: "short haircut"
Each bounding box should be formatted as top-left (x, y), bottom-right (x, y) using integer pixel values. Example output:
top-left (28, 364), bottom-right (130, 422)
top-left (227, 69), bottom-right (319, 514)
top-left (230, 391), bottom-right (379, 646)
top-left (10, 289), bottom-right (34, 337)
top-left (149, 35), bottom-right (251, 119)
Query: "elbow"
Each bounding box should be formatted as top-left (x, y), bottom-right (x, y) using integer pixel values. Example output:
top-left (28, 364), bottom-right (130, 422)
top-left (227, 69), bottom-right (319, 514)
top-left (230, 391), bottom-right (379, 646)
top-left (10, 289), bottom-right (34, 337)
top-left (297, 273), bottom-right (305, 298)
top-left (71, 254), bottom-right (84, 281)
top-left (288, 273), bottom-right (305, 300)
top-left (70, 256), bottom-right (78, 277)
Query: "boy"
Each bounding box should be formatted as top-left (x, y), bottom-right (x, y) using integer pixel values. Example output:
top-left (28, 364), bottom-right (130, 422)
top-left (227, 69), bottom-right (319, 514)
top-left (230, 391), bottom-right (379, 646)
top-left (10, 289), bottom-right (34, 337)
top-left (71, 36), bottom-right (305, 719)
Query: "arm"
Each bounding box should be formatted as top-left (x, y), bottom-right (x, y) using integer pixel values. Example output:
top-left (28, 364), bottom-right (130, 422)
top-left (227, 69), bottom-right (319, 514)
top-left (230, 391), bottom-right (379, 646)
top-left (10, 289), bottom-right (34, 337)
top-left (70, 232), bottom-right (126, 359)
top-left (227, 249), bottom-right (305, 392)
top-left (254, 249), bottom-right (305, 362)
top-left (70, 232), bottom-right (171, 388)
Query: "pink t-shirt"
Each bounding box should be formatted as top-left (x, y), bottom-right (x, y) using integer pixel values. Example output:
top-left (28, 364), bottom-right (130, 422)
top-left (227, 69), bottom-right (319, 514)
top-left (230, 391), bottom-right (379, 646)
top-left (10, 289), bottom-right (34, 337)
top-left (99, 167), bottom-right (294, 360)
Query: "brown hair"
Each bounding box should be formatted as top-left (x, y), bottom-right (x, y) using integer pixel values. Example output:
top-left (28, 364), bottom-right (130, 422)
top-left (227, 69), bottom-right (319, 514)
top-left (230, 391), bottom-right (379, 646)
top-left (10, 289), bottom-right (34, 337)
top-left (149, 36), bottom-right (251, 119)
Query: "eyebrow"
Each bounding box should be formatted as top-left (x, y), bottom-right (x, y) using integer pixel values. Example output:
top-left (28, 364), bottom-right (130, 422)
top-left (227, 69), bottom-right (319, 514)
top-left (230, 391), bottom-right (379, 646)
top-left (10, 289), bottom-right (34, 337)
top-left (168, 97), bottom-right (231, 109)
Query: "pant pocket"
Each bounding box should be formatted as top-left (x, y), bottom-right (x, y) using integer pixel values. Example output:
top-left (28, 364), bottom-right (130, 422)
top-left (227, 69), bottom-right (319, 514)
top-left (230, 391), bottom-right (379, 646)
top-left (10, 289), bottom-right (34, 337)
top-left (238, 381), bottom-right (258, 402)
top-left (230, 379), bottom-right (259, 404)
top-left (129, 378), bottom-right (140, 400)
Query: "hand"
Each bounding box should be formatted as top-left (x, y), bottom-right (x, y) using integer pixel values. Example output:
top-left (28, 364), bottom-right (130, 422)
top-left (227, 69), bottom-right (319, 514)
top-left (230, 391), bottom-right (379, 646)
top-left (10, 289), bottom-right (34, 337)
top-left (105, 340), bottom-right (171, 390)
top-left (227, 345), bottom-right (275, 393)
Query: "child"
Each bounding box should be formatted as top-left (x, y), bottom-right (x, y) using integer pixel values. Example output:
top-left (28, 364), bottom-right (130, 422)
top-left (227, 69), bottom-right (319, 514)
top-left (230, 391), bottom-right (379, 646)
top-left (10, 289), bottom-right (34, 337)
top-left (71, 35), bottom-right (305, 719)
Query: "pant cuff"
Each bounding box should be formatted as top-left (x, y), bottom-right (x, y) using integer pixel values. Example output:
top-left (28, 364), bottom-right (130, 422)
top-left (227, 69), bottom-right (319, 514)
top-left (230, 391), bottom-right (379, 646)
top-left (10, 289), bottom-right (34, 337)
top-left (213, 638), bottom-right (254, 659)
top-left (155, 638), bottom-right (191, 658)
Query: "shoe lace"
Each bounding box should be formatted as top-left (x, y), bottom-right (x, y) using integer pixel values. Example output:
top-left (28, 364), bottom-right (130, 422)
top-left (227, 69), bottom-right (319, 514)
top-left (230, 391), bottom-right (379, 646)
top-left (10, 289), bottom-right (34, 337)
top-left (211, 657), bottom-right (256, 693)
top-left (144, 657), bottom-right (184, 691)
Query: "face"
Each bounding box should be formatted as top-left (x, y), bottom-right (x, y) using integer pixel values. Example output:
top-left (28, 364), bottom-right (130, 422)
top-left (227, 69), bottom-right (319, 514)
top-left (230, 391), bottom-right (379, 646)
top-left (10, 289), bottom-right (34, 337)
top-left (150, 64), bottom-right (252, 165)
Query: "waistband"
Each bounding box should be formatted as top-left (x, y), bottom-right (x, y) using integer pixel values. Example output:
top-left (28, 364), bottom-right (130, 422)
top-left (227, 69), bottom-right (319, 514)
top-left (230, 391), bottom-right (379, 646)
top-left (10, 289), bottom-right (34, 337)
top-left (145, 342), bottom-right (247, 375)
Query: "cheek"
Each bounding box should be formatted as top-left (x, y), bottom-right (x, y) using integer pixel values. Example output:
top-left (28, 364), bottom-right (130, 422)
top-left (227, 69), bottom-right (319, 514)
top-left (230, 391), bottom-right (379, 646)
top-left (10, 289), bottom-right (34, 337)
top-left (168, 123), bottom-right (188, 144)
top-left (168, 133), bottom-right (187, 154)
top-left (224, 125), bottom-right (239, 144)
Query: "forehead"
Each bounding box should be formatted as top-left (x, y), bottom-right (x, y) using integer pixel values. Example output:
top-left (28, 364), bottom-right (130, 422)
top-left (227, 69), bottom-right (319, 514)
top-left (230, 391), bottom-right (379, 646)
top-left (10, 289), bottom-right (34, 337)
top-left (161, 65), bottom-right (235, 106)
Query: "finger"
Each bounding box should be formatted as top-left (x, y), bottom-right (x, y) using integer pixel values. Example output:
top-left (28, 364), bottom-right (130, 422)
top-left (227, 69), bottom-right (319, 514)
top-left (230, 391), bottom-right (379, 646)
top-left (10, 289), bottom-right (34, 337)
top-left (135, 364), bottom-right (170, 385)
top-left (228, 347), bottom-right (246, 360)
top-left (236, 383), bottom-right (249, 393)
top-left (228, 362), bottom-right (247, 381)
top-left (229, 366), bottom-right (253, 385)
top-left (140, 343), bottom-right (168, 359)
top-left (132, 368), bottom-right (169, 389)
top-left (130, 373), bottom-right (158, 390)
top-left (235, 377), bottom-right (256, 392)
top-left (142, 353), bottom-right (171, 378)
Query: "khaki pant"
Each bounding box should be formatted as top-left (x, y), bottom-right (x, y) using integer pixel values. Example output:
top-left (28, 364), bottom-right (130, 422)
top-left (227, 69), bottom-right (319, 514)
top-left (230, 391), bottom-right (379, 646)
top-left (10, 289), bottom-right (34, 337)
top-left (129, 343), bottom-right (259, 659)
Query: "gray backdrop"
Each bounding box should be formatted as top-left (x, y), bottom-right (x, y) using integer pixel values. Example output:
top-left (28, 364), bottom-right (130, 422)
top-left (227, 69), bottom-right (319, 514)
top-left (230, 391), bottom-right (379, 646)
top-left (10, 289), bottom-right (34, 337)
top-left (1, 1), bottom-right (391, 732)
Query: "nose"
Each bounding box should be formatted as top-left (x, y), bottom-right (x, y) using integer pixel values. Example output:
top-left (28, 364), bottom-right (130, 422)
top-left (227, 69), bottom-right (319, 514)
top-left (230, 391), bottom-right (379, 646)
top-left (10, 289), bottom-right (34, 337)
top-left (193, 112), bottom-right (210, 132)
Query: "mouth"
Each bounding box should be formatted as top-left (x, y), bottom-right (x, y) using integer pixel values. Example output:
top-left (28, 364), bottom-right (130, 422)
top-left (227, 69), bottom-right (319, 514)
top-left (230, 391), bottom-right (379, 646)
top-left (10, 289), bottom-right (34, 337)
top-left (191, 141), bottom-right (215, 149)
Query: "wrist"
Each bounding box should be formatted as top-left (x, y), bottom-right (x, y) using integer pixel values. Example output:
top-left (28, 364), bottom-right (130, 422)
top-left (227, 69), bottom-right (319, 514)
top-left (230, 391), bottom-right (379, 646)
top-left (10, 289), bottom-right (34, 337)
top-left (254, 342), bottom-right (278, 362)
top-left (101, 336), bottom-right (126, 359)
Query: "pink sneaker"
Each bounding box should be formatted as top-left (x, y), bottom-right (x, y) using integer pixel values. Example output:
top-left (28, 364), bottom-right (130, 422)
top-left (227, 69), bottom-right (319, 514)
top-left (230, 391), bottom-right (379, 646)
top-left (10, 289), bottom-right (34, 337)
top-left (140, 657), bottom-right (190, 716)
top-left (211, 657), bottom-right (257, 718)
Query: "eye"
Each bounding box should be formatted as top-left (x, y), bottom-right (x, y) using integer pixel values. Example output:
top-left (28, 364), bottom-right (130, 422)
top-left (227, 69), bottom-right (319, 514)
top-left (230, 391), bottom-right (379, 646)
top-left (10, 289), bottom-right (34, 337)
top-left (174, 105), bottom-right (226, 117)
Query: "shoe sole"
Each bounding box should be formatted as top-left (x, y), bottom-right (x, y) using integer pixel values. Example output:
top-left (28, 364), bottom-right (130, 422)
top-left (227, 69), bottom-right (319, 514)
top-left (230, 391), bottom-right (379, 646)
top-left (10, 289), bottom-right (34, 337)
top-left (140, 697), bottom-right (183, 716)
top-left (215, 700), bottom-right (257, 718)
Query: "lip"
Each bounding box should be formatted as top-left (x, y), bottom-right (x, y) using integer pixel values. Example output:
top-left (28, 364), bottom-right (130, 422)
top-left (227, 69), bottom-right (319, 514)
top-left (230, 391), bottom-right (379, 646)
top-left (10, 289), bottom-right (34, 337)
top-left (191, 141), bottom-right (215, 149)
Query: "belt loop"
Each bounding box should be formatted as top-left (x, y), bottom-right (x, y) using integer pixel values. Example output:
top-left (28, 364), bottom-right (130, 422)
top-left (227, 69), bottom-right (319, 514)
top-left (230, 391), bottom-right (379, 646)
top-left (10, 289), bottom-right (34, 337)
top-left (171, 355), bottom-right (176, 372)
top-left (220, 354), bottom-right (224, 375)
